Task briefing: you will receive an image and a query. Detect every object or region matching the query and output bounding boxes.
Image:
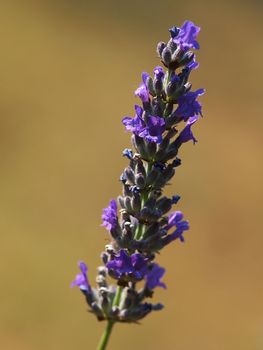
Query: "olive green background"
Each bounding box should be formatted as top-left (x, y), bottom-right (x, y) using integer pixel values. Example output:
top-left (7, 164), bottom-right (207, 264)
top-left (0, 1), bottom-right (262, 349)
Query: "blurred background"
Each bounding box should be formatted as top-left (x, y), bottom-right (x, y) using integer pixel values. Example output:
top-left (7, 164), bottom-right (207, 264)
top-left (0, 0), bottom-right (262, 349)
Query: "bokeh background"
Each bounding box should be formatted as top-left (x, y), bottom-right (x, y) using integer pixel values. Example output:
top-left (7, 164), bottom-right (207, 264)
top-left (0, 0), bottom-right (262, 349)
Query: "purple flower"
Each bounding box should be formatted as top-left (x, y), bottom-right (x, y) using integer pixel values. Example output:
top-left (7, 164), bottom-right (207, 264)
top-left (135, 84), bottom-right (149, 103)
top-left (171, 20), bottom-right (200, 51)
top-left (135, 72), bottom-right (150, 102)
top-left (143, 115), bottom-right (166, 143)
top-left (165, 211), bottom-right (189, 242)
top-left (176, 89), bottom-right (205, 121)
top-left (153, 66), bottom-right (165, 80)
top-left (122, 105), bottom-right (144, 134)
top-left (107, 249), bottom-right (148, 281)
top-left (102, 199), bottom-right (118, 231)
top-left (71, 261), bottom-right (91, 291)
top-left (176, 115), bottom-right (198, 145)
top-left (142, 72), bottom-right (150, 85)
top-left (186, 55), bottom-right (199, 70)
top-left (122, 105), bottom-right (165, 144)
top-left (145, 264), bottom-right (166, 290)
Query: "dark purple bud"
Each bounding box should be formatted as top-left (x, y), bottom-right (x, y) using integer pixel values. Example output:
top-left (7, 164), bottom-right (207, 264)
top-left (118, 196), bottom-right (125, 209)
top-left (124, 196), bottom-right (133, 212)
top-left (135, 159), bottom-right (146, 177)
top-left (171, 195), bottom-right (181, 204)
top-left (145, 75), bottom-right (155, 96)
top-left (161, 47), bottom-right (172, 66)
top-left (123, 184), bottom-right (132, 197)
top-left (130, 185), bottom-right (140, 194)
top-left (177, 51), bottom-right (195, 68)
top-left (167, 38), bottom-right (178, 51)
top-left (169, 26), bottom-right (180, 38)
top-left (143, 222), bottom-right (160, 238)
top-left (122, 148), bottom-right (133, 160)
top-left (153, 66), bottom-right (164, 95)
top-left (152, 303), bottom-right (164, 311)
top-left (132, 134), bottom-right (148, 160)
top-left (161, 145), bottom-right (179, 163)
top-left (146, 167), bottom-right (160, 186)
top-left (154, 165), bottom-right (175, 187)
top-left (91, 302), bottom-right (105, 321)
top-left (101, 252), bottom-right (109, 265)
top-left (156, 197), bottom-right (172, 215)
top-left (156, 41), bottom-right (166, 57)
top-left (163, 102), bottom-right (174, 117)
top-left (140, 207), bottom-right (161, 223)
top-left (172, 157), bottom-right (181, 167)
top-left (124, 167), bottom-right (135, 185)
top-left (166, 74), bottom-right (180, 98)
top-left (135, 174), bottom-right (146, 189)
top-left (131, 192), bottom-right (141, 211)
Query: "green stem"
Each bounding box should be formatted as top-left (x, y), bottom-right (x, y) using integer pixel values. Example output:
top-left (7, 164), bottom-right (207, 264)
top-left (97, 321), bottom-right (114, 350)
top-left (134, 162), bottom-right (153, 240)
top-left (112, 285), bottom-right (122, 306)
top-left (96, 286), bottom-right (123, 350)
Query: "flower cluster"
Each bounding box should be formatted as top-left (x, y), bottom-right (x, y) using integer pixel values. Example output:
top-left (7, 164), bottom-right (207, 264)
top-left (72, 21), bottom-right (204, 324)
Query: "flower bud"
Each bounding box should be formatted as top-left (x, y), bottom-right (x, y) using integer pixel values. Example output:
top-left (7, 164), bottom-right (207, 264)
top-left (135, 174), bottom-right (146, 189)
top-left (124, 167), bottom-right (135, 185)
top-left (118, 196), bottom-right (125, 209)
top-left (161, 47), bottom-right (172, 66)
top-left (132, 134), bottom-right (149, 160)
top-left (145, 76), bottom-right (155, 96)
top-left (146, 167), bottom-right (160, 186)
top-left (135, 160), bottom-right (146, 178)
top-left (91, 302), bottom-right (105, 321)
top-left (131, 192), bottom-right (141, 212)
top-left (156, 41), bottom-right (166, 57)
top-left (144, 140), bottom-right (157, 159)
top-left (124, 196), bottom-right (133, 212)
top-left (157, 197), bottom-right (172, 215)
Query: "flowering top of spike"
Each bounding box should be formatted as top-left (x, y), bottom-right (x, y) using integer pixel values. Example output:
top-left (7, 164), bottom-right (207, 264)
top-left (169, 21), bottom-right (200, 50)
top-left (72, 20), bottom-right (205, 326)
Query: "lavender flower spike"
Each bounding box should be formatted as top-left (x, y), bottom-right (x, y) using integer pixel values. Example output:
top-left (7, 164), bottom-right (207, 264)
top-left (72, 22), bottom-right (205, 350)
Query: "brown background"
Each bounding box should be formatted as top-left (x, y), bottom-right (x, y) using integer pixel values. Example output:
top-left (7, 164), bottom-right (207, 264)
top-left (0, 1), bottom-right (262, 349)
